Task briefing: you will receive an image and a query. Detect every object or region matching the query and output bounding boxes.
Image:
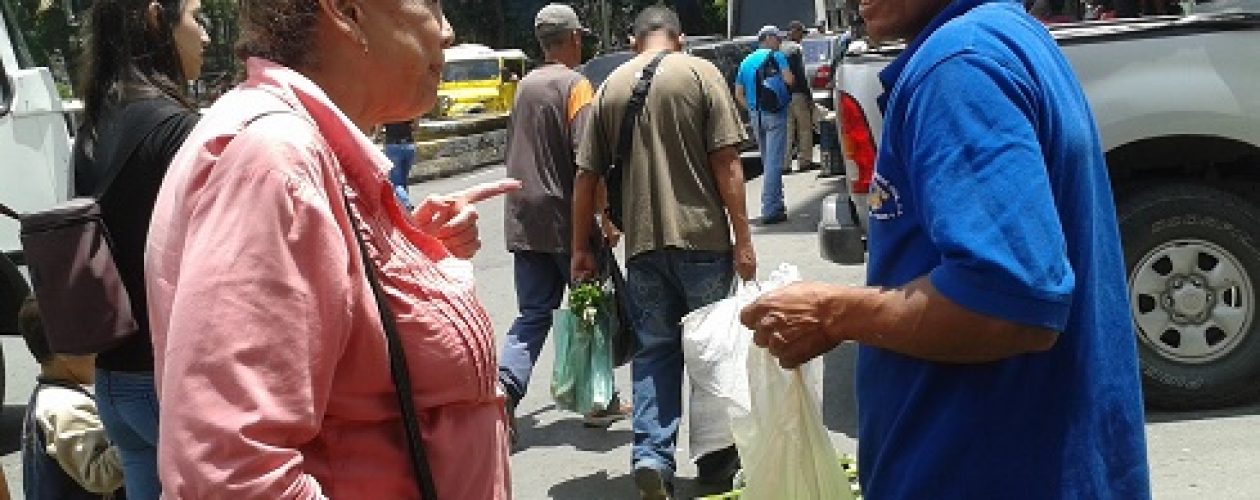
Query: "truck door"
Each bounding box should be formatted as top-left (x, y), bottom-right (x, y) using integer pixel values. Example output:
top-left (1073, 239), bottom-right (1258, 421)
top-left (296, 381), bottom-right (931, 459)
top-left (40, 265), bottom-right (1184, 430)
top-left (0, 5), bottom-right (72, 258)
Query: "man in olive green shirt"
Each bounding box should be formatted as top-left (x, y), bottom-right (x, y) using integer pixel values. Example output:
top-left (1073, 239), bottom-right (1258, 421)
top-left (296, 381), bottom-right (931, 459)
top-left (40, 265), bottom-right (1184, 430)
top-left (571, 6), bottom-right (756, 499)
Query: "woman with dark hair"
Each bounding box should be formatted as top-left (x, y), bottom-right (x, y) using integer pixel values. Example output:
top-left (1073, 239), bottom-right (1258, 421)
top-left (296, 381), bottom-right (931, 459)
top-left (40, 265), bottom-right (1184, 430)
top-left (144, 0), bottom-right (519, 497)
top-left (72, 1), bottom-right (209, 499)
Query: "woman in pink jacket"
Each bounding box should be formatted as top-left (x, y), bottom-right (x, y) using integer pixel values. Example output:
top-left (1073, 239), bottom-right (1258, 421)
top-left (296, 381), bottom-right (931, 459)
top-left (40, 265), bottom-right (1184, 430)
top-left (144, 1), bottom-right (519, 498)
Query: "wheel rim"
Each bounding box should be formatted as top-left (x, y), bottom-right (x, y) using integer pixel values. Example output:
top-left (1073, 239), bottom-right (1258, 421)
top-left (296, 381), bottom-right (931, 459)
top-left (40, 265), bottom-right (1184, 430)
top-left (1130, 239), bottom-right (1255, 364)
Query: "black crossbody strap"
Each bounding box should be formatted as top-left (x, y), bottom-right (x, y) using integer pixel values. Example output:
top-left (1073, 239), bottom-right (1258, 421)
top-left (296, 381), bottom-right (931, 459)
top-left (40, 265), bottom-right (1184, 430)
top-left (613, 50), bottom-right (670, 168)
top-left (343, 191), bottom-right (439, 500)
top-left (605, 50), bottom-right (670, 229)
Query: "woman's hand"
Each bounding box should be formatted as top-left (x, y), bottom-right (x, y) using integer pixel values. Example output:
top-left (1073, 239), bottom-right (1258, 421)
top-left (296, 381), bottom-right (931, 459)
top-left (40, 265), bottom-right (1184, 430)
top-left (411, 179), bottom-right (522, 259)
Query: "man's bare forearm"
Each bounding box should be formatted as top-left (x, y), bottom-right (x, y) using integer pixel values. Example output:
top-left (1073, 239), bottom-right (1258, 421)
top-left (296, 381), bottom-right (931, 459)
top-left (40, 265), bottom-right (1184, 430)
top-left (709, 146), bottom-right (751, 244)
top-left (824, 276), bottom-right (1059, 364)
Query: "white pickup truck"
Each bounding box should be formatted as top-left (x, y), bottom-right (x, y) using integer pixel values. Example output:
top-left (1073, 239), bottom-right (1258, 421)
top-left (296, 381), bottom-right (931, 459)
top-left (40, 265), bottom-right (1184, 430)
top-left (1, 3), bottom-right (74, 385)
top-left (820, 5), bottom-right (1260, 410)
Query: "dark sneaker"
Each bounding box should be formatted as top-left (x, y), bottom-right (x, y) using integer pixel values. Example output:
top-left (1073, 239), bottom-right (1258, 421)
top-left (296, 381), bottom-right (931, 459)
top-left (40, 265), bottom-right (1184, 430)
top-left (756, 213), bottom-right (788, 225)
top-left (633, 465), bottom-right (674, 500)
top-left (583, 393), bottom-right (632, 428)
top-left (696, 445), bottom-right (741, 487)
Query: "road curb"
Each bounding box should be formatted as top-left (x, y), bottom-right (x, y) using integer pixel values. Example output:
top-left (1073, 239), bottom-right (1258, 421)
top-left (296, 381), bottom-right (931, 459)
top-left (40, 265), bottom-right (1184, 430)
top-left (408, 128), bottom-right (507, 182)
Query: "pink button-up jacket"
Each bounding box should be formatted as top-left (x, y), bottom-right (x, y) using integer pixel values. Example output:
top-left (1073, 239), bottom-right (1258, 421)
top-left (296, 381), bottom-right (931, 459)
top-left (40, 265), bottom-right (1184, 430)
top-left (145, 58), bottom-right (509, 499)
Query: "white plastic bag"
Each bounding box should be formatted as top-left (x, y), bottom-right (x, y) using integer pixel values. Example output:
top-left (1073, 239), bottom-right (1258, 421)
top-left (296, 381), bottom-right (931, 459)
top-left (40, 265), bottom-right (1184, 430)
top-left (681, 283), bottom-right (759, 460)
top-left (726, 264), bottom-right (853, 500)
top-left (681, 264), bottom-right (807, 462)
top-left (731, 348), bottom-right (852, 499)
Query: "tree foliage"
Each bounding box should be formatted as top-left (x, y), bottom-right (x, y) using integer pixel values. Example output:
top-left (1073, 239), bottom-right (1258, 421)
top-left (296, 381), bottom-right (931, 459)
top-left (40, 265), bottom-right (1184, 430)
top-left (3, 0), bottom-right (727, 100)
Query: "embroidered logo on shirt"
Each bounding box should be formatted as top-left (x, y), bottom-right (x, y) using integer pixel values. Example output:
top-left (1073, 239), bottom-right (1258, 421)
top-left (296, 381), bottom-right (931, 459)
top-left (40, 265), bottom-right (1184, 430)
top-left (869, 172), bottom-right (903, 220)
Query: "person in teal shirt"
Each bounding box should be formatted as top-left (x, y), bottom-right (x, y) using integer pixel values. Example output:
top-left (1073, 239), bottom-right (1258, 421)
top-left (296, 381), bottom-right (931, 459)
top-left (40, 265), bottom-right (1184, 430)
top-left (735, 25), bottom-right (794, 224)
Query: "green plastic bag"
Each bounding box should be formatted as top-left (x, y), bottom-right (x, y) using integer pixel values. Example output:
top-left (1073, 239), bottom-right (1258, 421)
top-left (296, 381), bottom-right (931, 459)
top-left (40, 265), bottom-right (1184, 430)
top-left (550, 303), bottom-right (615, 415)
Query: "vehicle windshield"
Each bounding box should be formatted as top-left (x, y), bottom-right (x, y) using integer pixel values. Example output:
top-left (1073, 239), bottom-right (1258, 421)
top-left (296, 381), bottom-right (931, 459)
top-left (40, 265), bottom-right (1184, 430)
top-left (801, 39), bottom-right (832, 65)
top-left (1194, 0), bottom-right (1260, 12)
top-left (443, 59), bottom-right (501, 82)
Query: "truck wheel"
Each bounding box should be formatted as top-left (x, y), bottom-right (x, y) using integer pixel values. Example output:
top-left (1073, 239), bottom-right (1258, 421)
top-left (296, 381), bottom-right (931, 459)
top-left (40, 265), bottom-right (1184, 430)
top-left (1119, 184), bottom-right (1260, 410)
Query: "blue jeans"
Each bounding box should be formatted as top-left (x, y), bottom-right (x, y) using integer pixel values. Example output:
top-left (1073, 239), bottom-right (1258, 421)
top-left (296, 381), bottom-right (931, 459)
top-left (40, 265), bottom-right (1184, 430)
top-left (96, 369), bottom-right (160, 500)
top-left (499, 251), bottom-right (571, 402)
top-left (384, 143), bottom-right (416, 209)
top-left (752, 111), bottom-right (788, 218)
top-left (625, 248), bottom-right (733, 477)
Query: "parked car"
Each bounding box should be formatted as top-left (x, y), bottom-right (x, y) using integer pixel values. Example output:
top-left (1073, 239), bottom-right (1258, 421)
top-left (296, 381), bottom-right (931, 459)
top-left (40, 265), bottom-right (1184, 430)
top-left (821, 7), bottom-right (1260, 410)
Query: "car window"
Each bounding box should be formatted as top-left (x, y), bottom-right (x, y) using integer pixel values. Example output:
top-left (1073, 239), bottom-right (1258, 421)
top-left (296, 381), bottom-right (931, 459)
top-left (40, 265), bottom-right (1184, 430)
top-left (1194, 0), bottom-right (1260, 12)
top-left (443, 60), bottom-right (501, 83)
top-left (801, 39), bottom-right (832, 65)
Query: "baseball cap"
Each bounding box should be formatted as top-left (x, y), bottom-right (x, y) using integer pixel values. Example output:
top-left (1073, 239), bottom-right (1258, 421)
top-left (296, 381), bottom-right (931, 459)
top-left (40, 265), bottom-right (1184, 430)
top-left (757, 25), bottom-right (784, 40)
top-left (535, 4), bottom-right (590, 38)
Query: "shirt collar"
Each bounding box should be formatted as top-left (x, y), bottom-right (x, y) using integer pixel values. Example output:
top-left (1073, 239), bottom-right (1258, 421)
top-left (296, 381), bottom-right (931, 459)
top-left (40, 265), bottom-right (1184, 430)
top-left (875, 0), bottom-right (1016, 113)
top-left (242, 58), bottom-right (396, 210)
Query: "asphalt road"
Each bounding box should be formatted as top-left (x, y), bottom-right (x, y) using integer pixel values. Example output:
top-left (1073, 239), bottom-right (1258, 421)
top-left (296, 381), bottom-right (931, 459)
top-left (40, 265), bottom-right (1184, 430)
top-left (0, 165), bottom-right (1256, 498)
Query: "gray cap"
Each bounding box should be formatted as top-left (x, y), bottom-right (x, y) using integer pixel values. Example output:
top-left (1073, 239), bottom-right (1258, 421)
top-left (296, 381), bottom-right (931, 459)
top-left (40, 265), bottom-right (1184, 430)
top-left (535, 4), bottom-right (589, 37)
top-left (757, 25), bottom-right (784, 40)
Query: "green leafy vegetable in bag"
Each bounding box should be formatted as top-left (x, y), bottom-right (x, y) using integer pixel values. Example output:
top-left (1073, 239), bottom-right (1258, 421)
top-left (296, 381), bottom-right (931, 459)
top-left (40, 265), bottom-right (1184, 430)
top-left (569, 281), bottom-right (605, 330)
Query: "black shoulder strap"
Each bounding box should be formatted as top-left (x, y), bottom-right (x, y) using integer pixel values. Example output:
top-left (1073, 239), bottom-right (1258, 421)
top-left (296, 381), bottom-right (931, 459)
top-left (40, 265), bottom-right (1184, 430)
top-left (342, 192), bottom-right (438, 500)
top-left (613, 51), bottom-right (670, 167)
top-left (91, 98), bottom-right (185, 199)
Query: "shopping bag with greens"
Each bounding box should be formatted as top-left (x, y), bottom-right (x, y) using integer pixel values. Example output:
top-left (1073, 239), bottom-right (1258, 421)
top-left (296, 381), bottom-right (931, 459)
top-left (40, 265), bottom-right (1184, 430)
top-left (550, 281), bottom-right (616, 415)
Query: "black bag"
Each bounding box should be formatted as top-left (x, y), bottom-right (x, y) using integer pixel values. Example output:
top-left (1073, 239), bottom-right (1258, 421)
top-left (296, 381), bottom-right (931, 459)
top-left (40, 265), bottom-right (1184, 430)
top-left (604, 51), bottom-right (670, 231)
top-left (0, 99), bottom-right (179, 354)
top-left (755, 53), bottom-right (787, 113)
top-left (599, 246), bottom-right (637, 367)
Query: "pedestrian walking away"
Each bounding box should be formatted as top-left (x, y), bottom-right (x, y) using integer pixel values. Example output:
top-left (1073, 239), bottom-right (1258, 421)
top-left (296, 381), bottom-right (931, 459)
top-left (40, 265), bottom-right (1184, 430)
top-left (69, 1), bottom-right (210, 498)
top-left (572, 6), bottom-right (757, 499)
top-left (735, 25), bottom-right (794, 225)
top-left (741, 0), bottom-right (1152, 498)
top-left (499, 3), bottom-right (630, 443)
top-left (782, 20), bottom-right (820, 173)
top-left (144, 0), bottom-right (521, 497)
top-left (383, 119), bottom-right (418, 209)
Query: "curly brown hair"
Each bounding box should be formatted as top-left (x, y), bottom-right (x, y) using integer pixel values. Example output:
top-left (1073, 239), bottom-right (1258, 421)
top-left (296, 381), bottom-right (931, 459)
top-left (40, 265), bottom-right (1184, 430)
top-left (235, 0), bottom-right (322, 69)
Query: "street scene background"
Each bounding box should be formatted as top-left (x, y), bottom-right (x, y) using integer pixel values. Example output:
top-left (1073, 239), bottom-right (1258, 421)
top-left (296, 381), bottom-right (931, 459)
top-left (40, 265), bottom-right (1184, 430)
top-left (0, 166), bottom-right (1254, 499)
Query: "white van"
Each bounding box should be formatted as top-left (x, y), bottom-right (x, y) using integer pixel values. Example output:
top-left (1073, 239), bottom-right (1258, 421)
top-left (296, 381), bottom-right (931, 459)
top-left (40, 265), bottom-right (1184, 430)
top-left (1, 6), bottom-right (73, 340)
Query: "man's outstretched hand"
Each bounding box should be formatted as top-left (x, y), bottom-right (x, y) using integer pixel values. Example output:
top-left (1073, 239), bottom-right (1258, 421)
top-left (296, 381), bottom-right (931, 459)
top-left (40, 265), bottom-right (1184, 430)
top-left (411, 179), bottom-right (522, 259)
top-left (740, 281), bottom-right (847, 369)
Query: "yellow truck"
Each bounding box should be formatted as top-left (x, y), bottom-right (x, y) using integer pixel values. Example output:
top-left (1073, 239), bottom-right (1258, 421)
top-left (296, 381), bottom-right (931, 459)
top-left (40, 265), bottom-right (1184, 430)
top-left (436, 44), bottom-right (528, 118)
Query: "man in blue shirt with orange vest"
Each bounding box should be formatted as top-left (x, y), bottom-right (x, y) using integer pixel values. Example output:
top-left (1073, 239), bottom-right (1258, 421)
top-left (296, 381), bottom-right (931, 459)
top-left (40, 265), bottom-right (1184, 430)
top-left (740, 0), bottom-right (1152, 498)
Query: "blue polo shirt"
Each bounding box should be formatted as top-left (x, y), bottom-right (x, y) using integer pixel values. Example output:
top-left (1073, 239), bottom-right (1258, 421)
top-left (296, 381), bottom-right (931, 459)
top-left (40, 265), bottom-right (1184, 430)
top-left (735, 48), bottom-right (790, 114)
top-left (860, 0), bottom-right (1152, 498)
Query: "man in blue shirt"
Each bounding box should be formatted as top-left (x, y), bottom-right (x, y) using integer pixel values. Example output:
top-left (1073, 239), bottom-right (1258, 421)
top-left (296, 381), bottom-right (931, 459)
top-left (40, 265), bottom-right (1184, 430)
top-left (739, 0), bottom-right (1152, 498)
top-left (735, 25), bottom-right (794, 224)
